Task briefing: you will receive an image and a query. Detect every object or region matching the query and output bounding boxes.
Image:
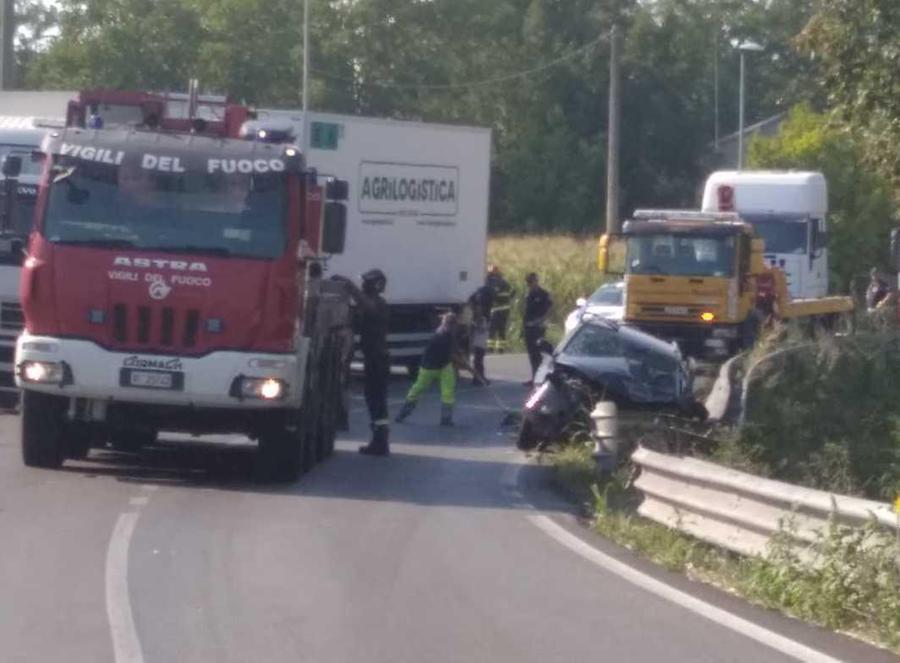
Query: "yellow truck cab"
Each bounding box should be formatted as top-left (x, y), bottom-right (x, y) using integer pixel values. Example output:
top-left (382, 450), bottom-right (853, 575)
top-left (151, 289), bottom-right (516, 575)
top-left (599, 210), bottom-right (852, 358)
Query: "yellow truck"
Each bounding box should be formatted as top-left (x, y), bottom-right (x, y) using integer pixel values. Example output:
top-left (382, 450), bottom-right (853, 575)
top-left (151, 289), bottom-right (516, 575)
top-left (598, 210), bottom-right (853, 358)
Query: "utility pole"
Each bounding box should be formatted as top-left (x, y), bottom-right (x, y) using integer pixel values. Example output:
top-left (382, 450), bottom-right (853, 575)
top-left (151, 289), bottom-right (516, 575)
top-left (301, 0), bottom-right (310, 154)
top-left (0, 0), bottom-right (15, 90)
top-left (605, 23), bottom-right (622, 235)
top-left (713, 33), bottom-right (719, 152)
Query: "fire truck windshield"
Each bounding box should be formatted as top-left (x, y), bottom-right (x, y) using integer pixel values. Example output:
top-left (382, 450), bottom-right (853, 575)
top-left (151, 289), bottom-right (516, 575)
top-left (43, 159), bottom-right (286, 259)
top-left (626, 233), bottom-right (736, 278)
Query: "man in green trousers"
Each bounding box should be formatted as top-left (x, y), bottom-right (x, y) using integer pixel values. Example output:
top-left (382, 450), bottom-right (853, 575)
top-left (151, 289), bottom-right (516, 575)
top-left (395, 312), bottom-right (467, 426)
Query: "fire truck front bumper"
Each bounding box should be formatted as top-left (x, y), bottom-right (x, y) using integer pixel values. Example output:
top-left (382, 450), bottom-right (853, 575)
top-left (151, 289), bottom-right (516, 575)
top-left (14, 333), bottom-right (308, 409)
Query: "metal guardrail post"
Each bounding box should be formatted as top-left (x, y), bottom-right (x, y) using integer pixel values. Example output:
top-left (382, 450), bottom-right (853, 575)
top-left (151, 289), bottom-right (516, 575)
top-left (591, 401), bottom-right (619, 473)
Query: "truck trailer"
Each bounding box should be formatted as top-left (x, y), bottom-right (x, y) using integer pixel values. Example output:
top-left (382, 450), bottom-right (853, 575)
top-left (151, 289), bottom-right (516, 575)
top-left (246, 109), bottom-right (492, 371)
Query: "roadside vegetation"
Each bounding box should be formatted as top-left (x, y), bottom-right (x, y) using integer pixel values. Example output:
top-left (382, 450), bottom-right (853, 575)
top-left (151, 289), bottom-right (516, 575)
top-left (551, 445), bottom-right (900, 654)
top-left (730, 328), bottom-right (900, 501)
top-left (487, 234), bottom-right (603, 348)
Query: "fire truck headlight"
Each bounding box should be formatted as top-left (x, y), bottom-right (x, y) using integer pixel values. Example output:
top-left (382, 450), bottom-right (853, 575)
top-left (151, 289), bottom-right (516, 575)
top-left (237, 376), bottom-right (286, 401)
top-left (19, 360), bottom-right (65, 384)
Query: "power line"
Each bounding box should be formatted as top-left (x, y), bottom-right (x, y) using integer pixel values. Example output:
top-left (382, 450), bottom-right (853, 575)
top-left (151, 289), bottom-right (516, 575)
top-left (310, 32), bottom-right (609, 92)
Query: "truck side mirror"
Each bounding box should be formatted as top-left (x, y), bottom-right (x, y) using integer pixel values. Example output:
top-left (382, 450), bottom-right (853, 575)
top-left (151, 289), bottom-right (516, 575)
top-left (322, 202), bottom-right (347, 254)
top-left (2, 156), bottom-right (22, 178)
top-left (325, 178), bottom-right (349, 201)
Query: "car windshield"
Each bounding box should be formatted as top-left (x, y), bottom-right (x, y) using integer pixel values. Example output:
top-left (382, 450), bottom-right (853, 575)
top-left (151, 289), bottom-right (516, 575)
top-left (588, 283), bottom-right (623, 306)
top-left (742, 213), bottom-right (809, 255)
top-left (563, 323), bottom-right (624, 357)
top-left (43, 157), bottom-right (286, 258)
top-left (626, 233), bottom-right (735, 277)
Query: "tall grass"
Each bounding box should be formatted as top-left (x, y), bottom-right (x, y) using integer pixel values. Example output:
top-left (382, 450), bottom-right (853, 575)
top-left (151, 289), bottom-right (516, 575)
top-left (487, 234), bottom-right (605, 347)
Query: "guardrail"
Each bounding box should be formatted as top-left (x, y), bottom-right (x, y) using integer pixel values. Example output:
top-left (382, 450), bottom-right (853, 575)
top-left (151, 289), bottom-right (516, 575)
top-left (632, 446), bottom-right (896, 560)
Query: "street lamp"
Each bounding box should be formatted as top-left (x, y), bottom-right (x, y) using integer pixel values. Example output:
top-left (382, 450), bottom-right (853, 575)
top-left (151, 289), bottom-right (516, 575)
top-left (736, 39), bottom-right (764, 170)
top-left (302, 0), bottom-right (310, 154)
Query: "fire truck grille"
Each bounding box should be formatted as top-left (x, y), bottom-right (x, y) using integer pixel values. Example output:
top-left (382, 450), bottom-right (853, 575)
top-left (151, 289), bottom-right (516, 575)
top-left (111, 304), bottom-right (202, 349)
top-left (0, 302), bottom-right (24, 332)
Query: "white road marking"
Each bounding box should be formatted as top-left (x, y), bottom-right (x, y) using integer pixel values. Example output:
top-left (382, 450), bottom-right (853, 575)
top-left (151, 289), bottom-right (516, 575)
top-left (129, 496), bottom-right (149, 507)
top-left (139, 484), bottom-right (159, 492)
top-left (106, 512), bottom-right (145, 663)
top-left (529, 514), bottom-right (844, 663)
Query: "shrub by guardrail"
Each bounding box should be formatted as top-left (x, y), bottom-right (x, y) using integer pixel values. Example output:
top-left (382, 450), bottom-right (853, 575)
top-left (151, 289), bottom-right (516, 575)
top-left (737, 333), bottom-right (900, 501)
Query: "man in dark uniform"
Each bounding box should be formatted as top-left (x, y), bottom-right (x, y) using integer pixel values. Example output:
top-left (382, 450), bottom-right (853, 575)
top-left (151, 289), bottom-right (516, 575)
top-left (523, 272), bottom-right (552, 385)
top-left (468, 284), bottom-right (494, 384)
top-left (486, 265), bottom-right (512, 353)
top-left (332, 269), bottom-right (391, 456)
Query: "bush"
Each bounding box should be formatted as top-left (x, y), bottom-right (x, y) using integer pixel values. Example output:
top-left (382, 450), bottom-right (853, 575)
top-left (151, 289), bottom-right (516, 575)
top-left (740, 333), bottom-right (900, 500)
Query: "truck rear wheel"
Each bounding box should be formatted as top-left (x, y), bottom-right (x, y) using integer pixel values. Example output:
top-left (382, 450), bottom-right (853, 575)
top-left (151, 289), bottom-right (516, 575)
top-left (21, 391), bottom-right (68, 468)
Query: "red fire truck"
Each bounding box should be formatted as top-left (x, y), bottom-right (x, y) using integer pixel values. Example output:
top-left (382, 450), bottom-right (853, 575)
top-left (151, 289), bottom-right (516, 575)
top-left (14, 88), bottom-right (351, 481)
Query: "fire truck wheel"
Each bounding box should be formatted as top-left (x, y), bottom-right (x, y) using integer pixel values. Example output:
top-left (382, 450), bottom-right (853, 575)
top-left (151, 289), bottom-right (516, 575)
top-left (301, 408), bottom-right (319, 471)
top-left (109, 429), bottom-right (157, 453)
top-left (316, 344), bottom-right (340, 461)
top-left (21, 390), bottom-right (67, 469)
top-left (256, 423), bottom-right (304, 483)
top-left (65, 422), bottom-right (93, 460)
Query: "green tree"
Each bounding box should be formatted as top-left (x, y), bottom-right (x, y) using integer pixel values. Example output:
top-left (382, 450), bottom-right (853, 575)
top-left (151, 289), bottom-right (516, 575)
top-left (749, 104), bottom-right (896, 290)
top-left (26, 0), bottom-right (203, 90)
top-left (196, 0), bottom-right (303, 105)
top-left (13, 0), bottom-right (58, 87)
top-left (798, 0), bottom-right (900, 198)
top-left (18, 0), bottom-right (828, 234)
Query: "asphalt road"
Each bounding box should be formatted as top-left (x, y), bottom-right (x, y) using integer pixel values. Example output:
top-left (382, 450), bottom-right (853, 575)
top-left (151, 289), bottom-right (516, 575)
top-left (0, 354), bottom-right (896, 663)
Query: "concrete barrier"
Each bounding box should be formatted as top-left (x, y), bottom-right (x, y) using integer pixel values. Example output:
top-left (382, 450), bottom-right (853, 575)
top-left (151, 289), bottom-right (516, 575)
top-left (632, 446), bottom-right (895, 560)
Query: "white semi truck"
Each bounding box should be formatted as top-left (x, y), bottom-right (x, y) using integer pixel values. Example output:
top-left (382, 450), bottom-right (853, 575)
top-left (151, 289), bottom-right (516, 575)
top-left (702, 170), bottom-right (830, 299)
top-left (248, 109), bottom-right (492, 369)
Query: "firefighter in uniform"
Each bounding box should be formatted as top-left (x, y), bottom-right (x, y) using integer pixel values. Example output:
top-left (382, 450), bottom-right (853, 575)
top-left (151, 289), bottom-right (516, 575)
top-left (332, 269), bottom-right (391, 456)
top-left (486, 265), bottom-right (512, 353)
top-left (468, 284), bottom-right (493, 384)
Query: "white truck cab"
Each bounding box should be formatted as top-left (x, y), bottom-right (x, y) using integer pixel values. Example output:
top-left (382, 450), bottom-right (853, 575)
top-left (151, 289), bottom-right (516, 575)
top-left (702, 171), bottom-right (829, 299)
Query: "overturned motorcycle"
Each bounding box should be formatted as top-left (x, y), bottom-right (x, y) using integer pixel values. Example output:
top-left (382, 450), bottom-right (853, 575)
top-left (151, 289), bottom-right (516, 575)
top-left (518, 315), bottom-right (708, 451)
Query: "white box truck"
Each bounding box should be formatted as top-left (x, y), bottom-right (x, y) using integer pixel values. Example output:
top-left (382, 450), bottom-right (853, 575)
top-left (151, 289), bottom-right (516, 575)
top-left (702, 170), bottom-right (829, 299)
top-left (252, 109), bottom-right (492, 369)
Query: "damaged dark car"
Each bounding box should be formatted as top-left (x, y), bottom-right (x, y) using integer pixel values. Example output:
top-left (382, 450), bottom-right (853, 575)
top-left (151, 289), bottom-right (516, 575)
top-left (518, 314), bottom-right (707, 450)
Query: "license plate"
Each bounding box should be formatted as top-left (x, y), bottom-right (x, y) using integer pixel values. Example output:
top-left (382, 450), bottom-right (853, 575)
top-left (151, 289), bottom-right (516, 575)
top-left (120, 368), bottom-right (183, 390)
top-left (664, 306), bottom-right (689, 315)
